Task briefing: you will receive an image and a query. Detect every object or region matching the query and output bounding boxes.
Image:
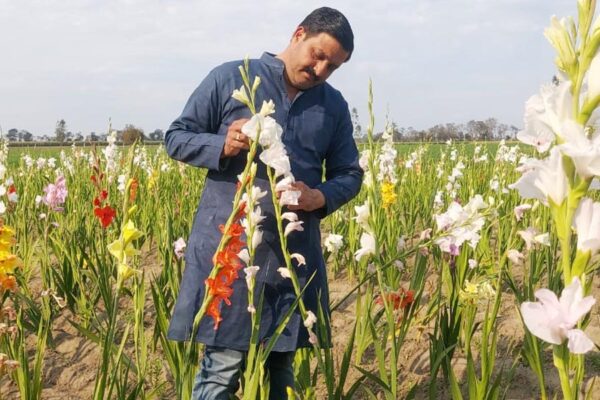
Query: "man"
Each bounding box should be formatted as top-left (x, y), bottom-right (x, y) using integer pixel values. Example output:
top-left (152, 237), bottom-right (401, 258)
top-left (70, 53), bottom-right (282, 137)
top-left (165, 7), bottom-right (363, 399)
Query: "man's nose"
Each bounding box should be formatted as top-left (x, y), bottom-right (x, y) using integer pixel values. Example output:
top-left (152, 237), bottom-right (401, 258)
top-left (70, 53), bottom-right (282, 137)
top-left (313, 62), bottom-right (328, 80)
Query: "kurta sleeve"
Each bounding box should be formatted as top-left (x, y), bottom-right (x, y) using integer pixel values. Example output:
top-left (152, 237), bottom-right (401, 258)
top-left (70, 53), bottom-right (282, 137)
top-left (164, 68), bottom-right (229, 171)
top-left (314, 105), bottom-right (364, 219)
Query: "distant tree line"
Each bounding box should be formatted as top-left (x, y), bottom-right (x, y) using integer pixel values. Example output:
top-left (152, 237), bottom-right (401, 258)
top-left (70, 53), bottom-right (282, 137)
top-left (2, 119), bottom-right (166, 144)
top-left (350, 108), bottom-right (520, 142)
top-left (4, 112), bottom-right (520, 144)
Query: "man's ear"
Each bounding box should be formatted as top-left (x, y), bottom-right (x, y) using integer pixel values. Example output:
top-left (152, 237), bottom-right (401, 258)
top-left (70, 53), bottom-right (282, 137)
top-left (291, 26), bottom-right (307, 43)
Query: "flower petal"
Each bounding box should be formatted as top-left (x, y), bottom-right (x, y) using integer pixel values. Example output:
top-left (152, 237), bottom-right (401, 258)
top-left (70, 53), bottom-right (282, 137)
top-left (567, 329), bottom-right (595, 354)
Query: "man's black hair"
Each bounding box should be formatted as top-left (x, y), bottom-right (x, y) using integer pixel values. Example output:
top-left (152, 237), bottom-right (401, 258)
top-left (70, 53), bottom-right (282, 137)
top-left (299, 7), bottom-right (354, 60)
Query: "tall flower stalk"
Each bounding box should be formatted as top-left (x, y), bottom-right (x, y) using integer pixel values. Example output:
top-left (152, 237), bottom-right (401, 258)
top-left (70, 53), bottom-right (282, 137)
top-left (511, 1), bottom-right (600, 397)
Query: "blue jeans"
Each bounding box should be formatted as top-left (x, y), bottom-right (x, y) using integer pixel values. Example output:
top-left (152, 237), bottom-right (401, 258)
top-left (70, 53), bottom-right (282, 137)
top-left (191, 346), bottom-right (295, 400)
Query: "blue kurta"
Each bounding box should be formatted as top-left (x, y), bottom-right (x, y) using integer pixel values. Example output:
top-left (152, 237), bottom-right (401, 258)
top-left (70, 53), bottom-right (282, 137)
top-left (165, 52), bottom-right (363, 352)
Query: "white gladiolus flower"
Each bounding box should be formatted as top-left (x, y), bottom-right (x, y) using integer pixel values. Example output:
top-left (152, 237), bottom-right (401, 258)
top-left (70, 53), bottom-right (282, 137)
top-left (304, 311), bottom-right (317, 329)
top-left (308, 330), bottom-right (318, 345)
top-left (468, 259), bottom-right (478, 269)
top-left (507, 249), bottom-right (525, 265)
top-left (397, 235), bottom-right (406, 251)
top-left (290, 253), bottom-right (306, 266)
top-left (510, 147), bottom-right (569, 206)
top-left (244, 266), bottom-right (260, 287)
top-left (246, 206), bottom-right (266, 226)
top-left (434, 195), bottom-right (487, 255)
top-left (232, 85), bottom-right (249, 104)
top-left (278, 267), bottom-right (291, 279)
top-left (281, 212), bottom-right (298, 222)
top-left (586, 53), bottom-right (600, 103)
top-left (420, 228), bottom-right (432, 241)
top-left (284, 221), bottom-right (304, 237)
top-left (242, 186), bottom-right (268, 204)
top-left (259, 100), bottom-right (275, 116)
top-left (394, 260), bottom-right (405, 271)
top-left (7, 192), bottom-right (17, 203)
top-left (354, 201), bottom-right (370, 229)
top-left (514, 204), bottom-right (532, 221)
top-left (173, 238), bottom-right (186, 260)
top-left (518, 227), bottom-right (551, 250)
top-left (280, 190), bottom-right (301, 206)
top-left (354, 232), bottom-right (376, 261)
top-left (521, 277), bottom-right (595, 354)
top-left (544, 16), bottom-right (577, 74)
top-left (238, 249), bottom-right (250, 265)
top-left (573, 198), bottom-right (600, 254)
top-left (251, 229), bottom-right (263, 249)
top-left (359, 149), bottom-right (370, 170)
top-left (559, 124), bottom-right (600, 179)
top-left (117, 174), bottom-right (127, 193)
top-left (324, 233), bottom-right (343, 253)
top-left (258, 116), bottom-right (283, 147)
top-left (242, 114), bottom-right (283, 148)
top-left (517, 79), bottom-right (572, 152)
top-left (534, 232), bottom-right (551, 246)
top-left (259, 142), bottom-right (291, 178)
top-left (276, 176), bottom-right (294, 192)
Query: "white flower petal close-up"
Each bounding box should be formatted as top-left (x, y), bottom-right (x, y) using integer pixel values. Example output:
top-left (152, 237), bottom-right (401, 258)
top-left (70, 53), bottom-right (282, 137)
top-left (521, 277), bottom-right (596, 354)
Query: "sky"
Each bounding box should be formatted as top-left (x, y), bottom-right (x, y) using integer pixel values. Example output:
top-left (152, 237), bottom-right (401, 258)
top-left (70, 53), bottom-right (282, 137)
top-left (0, 0), bottom-right (575, 137)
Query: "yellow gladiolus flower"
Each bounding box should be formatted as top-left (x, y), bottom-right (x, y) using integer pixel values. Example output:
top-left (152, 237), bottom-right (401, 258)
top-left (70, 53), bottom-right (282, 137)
top-left (117, 263), bottom-right (139, 282)
top-left (381, 181), bottom-right (397, 209)
top-left (122, 220), bottom-right (143, 246)
top-left (0, 251), bottom-right (21, 274)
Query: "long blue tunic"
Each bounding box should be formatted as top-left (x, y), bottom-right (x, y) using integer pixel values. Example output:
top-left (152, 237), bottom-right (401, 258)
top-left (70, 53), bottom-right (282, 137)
top-left (165, 52), bottom-right (363, 352)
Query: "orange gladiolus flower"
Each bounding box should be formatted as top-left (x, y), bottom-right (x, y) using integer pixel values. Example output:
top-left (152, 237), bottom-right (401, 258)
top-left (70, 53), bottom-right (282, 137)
top-left (0, 275), bottom-right (16, 292)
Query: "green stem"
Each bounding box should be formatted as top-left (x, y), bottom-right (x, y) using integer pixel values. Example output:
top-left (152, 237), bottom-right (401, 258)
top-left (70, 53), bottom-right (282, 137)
top-left (553, 344), bottom-right (573, 400)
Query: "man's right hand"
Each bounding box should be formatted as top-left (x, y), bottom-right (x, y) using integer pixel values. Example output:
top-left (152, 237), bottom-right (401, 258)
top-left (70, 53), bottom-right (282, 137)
top-left (221, 118), bottom-right (250, 158)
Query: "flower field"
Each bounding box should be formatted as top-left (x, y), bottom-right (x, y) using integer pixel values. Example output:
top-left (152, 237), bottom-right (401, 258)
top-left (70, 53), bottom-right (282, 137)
top-left (2, 1), bottom-right (600, 399)
top-left (0, 133), bottom-right (598, 399)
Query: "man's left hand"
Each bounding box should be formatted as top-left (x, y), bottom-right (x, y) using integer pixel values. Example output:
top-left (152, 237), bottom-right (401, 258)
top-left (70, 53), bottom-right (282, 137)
top-left (286, 181), bottom-right (326, 212)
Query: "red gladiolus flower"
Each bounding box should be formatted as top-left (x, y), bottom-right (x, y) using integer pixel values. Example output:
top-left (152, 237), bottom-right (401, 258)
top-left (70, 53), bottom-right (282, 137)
top-left (218, 265), bottom-right (239, 286)
top-left (214, 249), bottom-right (241, 269)
top-left (100, 189), bottom-right (108, 201)
top-left (375, 288), bottom-right (415, 310)
top-left (7, 185), bottom-right (16, 195)
top-left (206, 300), bottom-right (223, 330)
top-left (94, 206), bottom-right (116, 228)
top-left (235, 201), bottom-right (247, 220)
top-left (219, 223), bottom-right (244, 237)
top-left (205, 203), bottom-right (252, 329)
top-left (227, 235), bottom-right (246, 254)
top-left (206, 277), bottom-right (234, 305)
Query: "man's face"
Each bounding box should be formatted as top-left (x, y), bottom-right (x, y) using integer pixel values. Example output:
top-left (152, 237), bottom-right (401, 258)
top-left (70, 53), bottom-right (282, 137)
top-left (284, 27), bottom-right (349, 91)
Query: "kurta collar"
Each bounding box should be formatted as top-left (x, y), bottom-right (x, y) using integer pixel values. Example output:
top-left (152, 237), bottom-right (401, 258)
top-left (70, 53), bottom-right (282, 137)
top-left (260, 52), bottom-right (304, 103)
top-left (260, 52), bottom-right (285, 71)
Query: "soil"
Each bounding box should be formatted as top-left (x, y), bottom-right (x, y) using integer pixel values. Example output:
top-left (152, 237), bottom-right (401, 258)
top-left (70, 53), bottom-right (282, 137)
top-left (1, 245), bottom-right (600, 400)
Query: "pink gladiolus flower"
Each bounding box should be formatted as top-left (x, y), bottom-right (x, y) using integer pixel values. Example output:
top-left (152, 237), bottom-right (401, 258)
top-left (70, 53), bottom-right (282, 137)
top-left (521, 277), bottom-right (596, 354)
top-left (42, 176), bottom-right (67, 211)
